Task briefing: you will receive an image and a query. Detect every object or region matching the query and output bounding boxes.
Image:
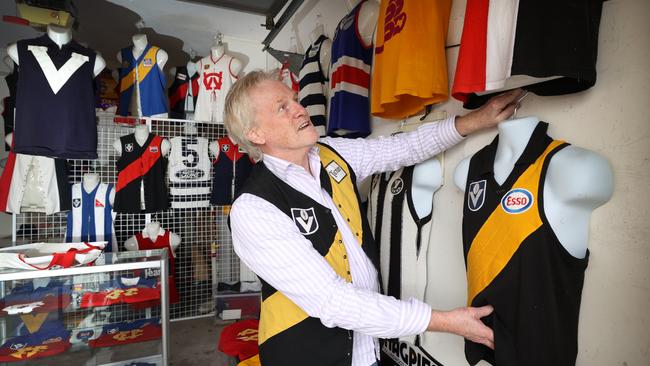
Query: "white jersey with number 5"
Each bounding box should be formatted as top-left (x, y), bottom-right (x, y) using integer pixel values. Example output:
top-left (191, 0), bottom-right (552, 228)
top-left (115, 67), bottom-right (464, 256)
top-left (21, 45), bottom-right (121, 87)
top-left (168, 135), bottom-right (212, 208)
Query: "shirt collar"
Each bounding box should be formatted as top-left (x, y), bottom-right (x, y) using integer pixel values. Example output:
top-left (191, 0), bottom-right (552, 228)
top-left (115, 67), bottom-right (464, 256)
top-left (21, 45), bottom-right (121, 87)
top-left (262, 145), bottom-right (322, 181)
top-left (142, 227), bottom-right (165, 239)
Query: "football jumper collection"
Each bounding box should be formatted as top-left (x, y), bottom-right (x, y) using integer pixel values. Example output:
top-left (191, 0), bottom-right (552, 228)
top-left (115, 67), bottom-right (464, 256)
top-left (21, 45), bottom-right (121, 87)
top-left (168, 65), bottom-right (199, 119)
top-left (65, 182), bottom-right (117, 252)
top-left (168, 135), bottom-right (212, 208)
top-left (118, 44), bottom-right (168, 117)
top-left (367, 166), bottom-right (432, 344)
top-left (298, 34), bottom-right (329, 137)
top-left (14, 35), bottom-right (98, 159)
top-left (114, 133), bottom-right (169, 213)
top-left (210, 136), bottom-right (254, 206)
top-left (328, 0), bottom-right (373, 137)
top-left (452, 0), bottom-right (605, 108)
top-left (462, 122), bottom-right (587, 366)
top-left (194, 53), bottom-right (238, 123)
top-left (371, 0), bottom-right (451, 119)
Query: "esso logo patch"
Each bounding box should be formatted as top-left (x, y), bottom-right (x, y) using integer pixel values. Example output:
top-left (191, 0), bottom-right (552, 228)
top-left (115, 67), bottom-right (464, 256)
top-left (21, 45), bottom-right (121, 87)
top-left (501, 188), bottom-right (533, 214)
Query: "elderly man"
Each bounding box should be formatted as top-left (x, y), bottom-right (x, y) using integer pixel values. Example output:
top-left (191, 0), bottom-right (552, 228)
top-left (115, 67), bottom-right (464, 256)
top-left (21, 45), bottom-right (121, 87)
top-left (226, 70), bottom-right (524, 366)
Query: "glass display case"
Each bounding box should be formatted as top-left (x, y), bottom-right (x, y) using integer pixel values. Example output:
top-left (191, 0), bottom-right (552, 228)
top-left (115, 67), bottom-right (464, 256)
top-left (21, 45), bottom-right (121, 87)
top-left (0, 249), bottom-right (170, 366)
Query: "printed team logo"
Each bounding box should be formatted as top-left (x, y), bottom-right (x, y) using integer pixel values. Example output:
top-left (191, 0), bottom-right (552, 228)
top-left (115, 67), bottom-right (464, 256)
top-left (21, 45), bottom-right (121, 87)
top-left (149, 146), bottom-right (159, 153)
top-left (501, 188), bottom-right (534, 214)
top-left (125, 143), bottom-right (134, 153)
top-left (10, 342), bottom-right (27, 350)
top-left (375, 0), bottom-right (408, 54)
top-left (203, 71), bottom-right (223, 91)
top-left (325, 161), bottom-right (347, 183)
top-left (291, 207), bottom-right (319, 235)
top-left (221, 144), bottom-right (230, 152)
top-left (75, 329), bottom-right (95, 341)
top-left (176, 169), bottom-right (205, 180)
top-left (204, 64), bottom-right (210, 70)
top-left (390, 178), bottom-right (404, 195)
top-left (143, 58), bottom-right (153, 67)
top-left (95, 199), bottom-right (104, 208)
top-left (467, 180), bottom-right (486, 211)
top-left (72, 198), bottom-right (82, 208)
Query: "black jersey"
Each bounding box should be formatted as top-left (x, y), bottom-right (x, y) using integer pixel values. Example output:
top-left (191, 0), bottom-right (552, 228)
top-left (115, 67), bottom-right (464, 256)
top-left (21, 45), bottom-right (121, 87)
top-left (168, 65), bottom-right (199, 119)
top-left (462, 122), bottom-right (587, 366)
top-left (114, 133), bottom-right (168, 213)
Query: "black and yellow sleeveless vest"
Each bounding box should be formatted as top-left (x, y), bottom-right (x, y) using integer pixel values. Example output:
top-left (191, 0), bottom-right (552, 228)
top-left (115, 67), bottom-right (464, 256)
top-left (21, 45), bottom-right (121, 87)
top-left (238, 143), bottom-right (380, 366)
top-left (462, 122), bottom-right (589, 366)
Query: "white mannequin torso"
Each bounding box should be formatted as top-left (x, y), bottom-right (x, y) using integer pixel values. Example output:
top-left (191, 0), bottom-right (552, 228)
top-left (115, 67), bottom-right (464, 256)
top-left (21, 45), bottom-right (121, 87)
top-left (82, 173), bottom-right (115, 205)
top-left (453, 117), bottom-right (614, 258)
top-left (115, 34), bottom-right (168, 117)
top-left (208, 44), bottom-right (243, 77)
top-left (411, 157), bottom-right (443, 218)
top-left (308, 25), bottom-right (333, 83)
top-left (112, 124), bottom-right (170, 157)
top-left (124, 222), bottom-right (181, 254)
top-left (345, 0), bottom-right (380, 47)
top-left (7, 24), bottom-right (106, 77)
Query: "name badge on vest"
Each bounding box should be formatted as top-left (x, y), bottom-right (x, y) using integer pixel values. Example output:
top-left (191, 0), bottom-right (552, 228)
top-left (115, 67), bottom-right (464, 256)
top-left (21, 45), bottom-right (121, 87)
top-left (291, 207), bottom-right (319, 235)
top-left (468, 180), bottom-right (486, 211)
top-left (325, 161), bottom-right (347, 183)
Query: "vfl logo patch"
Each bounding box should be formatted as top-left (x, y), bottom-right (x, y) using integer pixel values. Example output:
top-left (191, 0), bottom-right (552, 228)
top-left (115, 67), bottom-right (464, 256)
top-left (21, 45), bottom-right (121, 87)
top-left (76, 330), bottom-right (94, 341)
top-left (291, 207), bottom-right (319, 235)
top-left (468, 180), bottom-right (486, 211)
top-left (390, 178), bottom-right (404, 195)
top-left (95, 199), bottom-right (104, 207)
top-left (125, 143), bottom-right (134, 153)
top-left (143, 58), bottom-right (153, 67)
top-left (149, 146), bottom-right (159, 153)
top-left (501, 188), bottom-right (533, 214)
top-left (221, 144), bottom-right (230, 152)
top-left (325, 161), bottom-right (347, 183)
top-left (72, 198), bottom-right (81, 208)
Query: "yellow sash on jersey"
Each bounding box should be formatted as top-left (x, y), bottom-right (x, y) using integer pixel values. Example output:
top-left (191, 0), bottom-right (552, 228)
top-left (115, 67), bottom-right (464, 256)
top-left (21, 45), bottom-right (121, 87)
top-left (467, 140), bottom-right (564, 304)
top-left (119, 46), bottom-right (159, 93)
top-left (258, 145), bottom-right (361, 345)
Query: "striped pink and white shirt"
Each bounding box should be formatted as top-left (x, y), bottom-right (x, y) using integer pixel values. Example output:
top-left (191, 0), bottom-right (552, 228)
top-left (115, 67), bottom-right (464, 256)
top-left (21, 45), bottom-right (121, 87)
top-left (230, 117), bottom-right (463, 366)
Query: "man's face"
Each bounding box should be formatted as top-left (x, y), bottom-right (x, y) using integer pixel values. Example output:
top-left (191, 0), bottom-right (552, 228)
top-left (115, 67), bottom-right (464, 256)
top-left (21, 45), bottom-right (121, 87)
top-left (246, 79), bottom-right (318, 162)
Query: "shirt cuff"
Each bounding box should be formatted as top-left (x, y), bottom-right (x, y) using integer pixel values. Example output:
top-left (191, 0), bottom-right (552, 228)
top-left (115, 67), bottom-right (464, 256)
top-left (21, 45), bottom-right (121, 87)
top-left (440, 116), bottom-right (465, 146)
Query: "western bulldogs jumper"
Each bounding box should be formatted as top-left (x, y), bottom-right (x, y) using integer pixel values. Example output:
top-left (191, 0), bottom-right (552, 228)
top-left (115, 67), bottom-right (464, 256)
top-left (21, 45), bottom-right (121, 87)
top-left (367, 166), bottom-right (431, 344)
top-left (462, 122), bottom-right (587, 366)
top-left (134, 229), bottom-right (180, 303)
top-left (194, 53), bottom-right (238, 123)
top-left (371, 0), bottom-right (451, 119)
top-left (168, 135), bottom-right (212, 208)
top-left (14, 35), bottom-right (98, 159)
top-left (0, 321), bottom-right (70, 361)
top-left (452, 0), bottom-right (605, 109)
top-left (298, 35), bottom-right (329, 137)
top-left (238, 143), bottom-right (380, 366)
top-left (80, 277), bottom-right (160, 308)
top-left (0, 151), bottom-right (70, 214)
top-left (210, 136), bottom-right (254, 206)
top-left (114, 133), bottom-right (169, 213)
top-left (89, 318), bottom-right (161, 348)
top-left (328, 1), bottom-right (373, 137)
top-left (65, 183), bottom-right (117, 252)
top-left (168, 65), bottom-right (199, 119)
top-left (118, 44), bottom-right (167, 117)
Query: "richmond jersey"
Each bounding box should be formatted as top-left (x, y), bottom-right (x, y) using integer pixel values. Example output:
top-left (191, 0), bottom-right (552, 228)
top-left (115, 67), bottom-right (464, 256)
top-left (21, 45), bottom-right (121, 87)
top-left (168, 135), bottom-right (212, 208)
top-left (66, 183), bottom-right (117, 252)
top-left (462, 122), bottom-right (587, 366)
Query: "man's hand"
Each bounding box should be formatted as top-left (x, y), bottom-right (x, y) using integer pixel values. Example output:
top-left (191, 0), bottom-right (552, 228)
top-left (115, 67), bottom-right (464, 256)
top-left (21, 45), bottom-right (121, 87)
top-left (454, 89), bottom-right (527, 136)
top-left (427, 305), bottom-right (495, 349)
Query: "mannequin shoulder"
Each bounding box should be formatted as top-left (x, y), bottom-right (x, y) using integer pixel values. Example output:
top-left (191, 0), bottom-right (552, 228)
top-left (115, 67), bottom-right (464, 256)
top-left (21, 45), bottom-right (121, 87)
top-left (357, 0), bottom-right (380, 47)
top-left (229, 56), bottom-right (243, 77)
top-left (453, 155), bottom-right (472, 192)
top-left (93, 53), bottom-right (106, 77)
top-left (546, 145), bottom-right (614, 205)
top-left (7, 43), bottom-right (18, 64)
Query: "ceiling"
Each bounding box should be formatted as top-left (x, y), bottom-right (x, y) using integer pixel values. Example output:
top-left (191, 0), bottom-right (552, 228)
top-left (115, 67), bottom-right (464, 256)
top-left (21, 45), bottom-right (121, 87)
top-left (1, 0), bottom-right (279, 72)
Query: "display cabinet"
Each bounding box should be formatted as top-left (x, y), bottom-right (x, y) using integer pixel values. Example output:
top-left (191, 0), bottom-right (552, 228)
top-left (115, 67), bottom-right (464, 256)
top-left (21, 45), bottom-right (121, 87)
top-left (0, 249), bottom-right (169, 366)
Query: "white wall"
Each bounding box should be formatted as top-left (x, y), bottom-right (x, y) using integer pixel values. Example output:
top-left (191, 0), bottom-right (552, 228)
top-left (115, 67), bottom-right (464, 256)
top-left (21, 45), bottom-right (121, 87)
top-left (269, 0), bottom-right (650, 365)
